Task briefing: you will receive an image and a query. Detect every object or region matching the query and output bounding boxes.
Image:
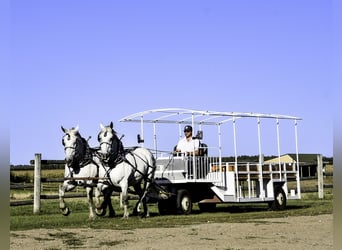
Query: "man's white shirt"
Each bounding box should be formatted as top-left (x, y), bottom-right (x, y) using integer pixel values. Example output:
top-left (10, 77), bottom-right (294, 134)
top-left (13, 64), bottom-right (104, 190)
top-left (176, 138), bottom-right (200, 153)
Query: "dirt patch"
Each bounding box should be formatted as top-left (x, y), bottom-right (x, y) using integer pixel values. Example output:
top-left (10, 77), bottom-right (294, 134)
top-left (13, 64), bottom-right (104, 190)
top-left (10, 214), bottom-right (333, 250)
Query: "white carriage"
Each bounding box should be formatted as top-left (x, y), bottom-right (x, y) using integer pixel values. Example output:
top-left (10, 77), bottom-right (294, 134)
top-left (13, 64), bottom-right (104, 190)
top-left (120, 108), bottom-right (302, 215)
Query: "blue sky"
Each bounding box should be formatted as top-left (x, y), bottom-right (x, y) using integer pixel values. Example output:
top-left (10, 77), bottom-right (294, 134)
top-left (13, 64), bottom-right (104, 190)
top-left (8, 0), bottom-right (334, 165)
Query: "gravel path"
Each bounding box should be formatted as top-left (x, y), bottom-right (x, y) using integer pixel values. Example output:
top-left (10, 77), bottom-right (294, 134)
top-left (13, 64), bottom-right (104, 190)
top-left (10, 214), bottom-right (333, 250)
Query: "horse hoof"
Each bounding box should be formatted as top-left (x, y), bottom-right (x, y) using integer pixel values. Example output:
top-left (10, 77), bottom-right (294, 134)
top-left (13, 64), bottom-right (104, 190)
top-left (95, 208), bottom-right (106, 217)
top-left (61, 207), bottom-right (70, 216)
top-left (108, 212), bottom-right (115, 218)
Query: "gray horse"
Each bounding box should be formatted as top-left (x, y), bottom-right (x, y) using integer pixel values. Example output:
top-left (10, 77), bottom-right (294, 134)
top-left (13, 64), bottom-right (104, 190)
top-left (59, 125), bottom-right (114, 219)
top-left (96, 122), bottom-right (156, 218)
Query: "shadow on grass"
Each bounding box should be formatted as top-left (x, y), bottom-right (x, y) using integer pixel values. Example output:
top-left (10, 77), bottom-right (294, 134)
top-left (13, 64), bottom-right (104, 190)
top-left (136, 202), bottom-right (308, 217)
top-left (222, 204), bottom-right (307, 213)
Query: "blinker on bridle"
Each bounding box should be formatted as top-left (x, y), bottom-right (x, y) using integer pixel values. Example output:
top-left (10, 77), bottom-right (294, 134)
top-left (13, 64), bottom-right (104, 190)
top-left (98, 130), bottom-right (112, 147)
top-left (63, 133), bottom-right (76, 150)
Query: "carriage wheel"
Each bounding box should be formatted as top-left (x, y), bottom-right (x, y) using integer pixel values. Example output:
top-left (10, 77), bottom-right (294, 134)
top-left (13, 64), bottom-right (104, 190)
top-left (269, 186), bottom-right (286, 210)
top-left (177, 189), bottom-right (192, 215)
top-left (158, 199), bottom-right (176, 215)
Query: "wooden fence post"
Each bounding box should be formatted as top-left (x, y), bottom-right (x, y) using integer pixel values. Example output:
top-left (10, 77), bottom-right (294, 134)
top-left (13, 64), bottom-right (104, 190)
top-left (317, 154), bottom-right (324, 199)
top-left (33, 153), bottom-right (41, 214)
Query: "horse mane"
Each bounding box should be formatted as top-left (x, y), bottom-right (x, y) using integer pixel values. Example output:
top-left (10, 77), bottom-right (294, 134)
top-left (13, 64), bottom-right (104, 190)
top-left (73, 133), bottom-right (93, 167)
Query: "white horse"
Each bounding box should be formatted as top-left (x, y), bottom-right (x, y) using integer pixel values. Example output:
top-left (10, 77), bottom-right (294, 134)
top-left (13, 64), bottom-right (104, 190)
top-left (96, 122), bottom-right (156, 218)
top-left (59, 125), bottom-right (114, 219)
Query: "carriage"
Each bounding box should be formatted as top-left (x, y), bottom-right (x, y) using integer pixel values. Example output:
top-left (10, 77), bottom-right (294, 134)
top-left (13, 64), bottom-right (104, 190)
top-left (119, 108), bottom-right (302, 215)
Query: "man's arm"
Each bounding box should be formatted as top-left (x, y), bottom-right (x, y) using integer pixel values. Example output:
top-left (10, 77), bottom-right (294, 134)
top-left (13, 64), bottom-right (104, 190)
top-left (174, 141), bottom-right (182, 156)
top-left (186, 149), bottom-right (199, 156)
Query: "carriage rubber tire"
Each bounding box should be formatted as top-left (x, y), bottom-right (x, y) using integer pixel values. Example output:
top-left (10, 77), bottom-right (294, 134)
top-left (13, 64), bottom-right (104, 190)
top-left (157, 200), bottom-right (168, 215)
top-left (269, 186), bottom-right (286, 210)
top-left (176, 189), bottom-right (192, 215)
top-left (198, 202), bottom-right (216, 213)
top-left (158, 199), bottom-right (176, 215)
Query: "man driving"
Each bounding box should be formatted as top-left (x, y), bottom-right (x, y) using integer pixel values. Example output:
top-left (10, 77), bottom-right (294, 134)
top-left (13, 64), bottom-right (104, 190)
top-left (174, 125), bottom-right (200, 156)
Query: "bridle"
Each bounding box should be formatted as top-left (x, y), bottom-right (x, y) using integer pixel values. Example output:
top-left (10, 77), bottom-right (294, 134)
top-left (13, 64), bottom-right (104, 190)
top-left (98, 131), bottom-right (111, 153)
top-left (61, 128), bottom-right (102, 188)
top-left (62, 134), bottom-right (76, 151)
top-left (62, 132), bottom-right (88, 167)
top-left (98, 129), bottom-right (124, 165)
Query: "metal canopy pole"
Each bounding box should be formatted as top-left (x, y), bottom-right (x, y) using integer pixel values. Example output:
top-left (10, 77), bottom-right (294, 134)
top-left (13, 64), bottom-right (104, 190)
top-left (233, 117), bottom-right (239, 199)
top-left (276, 118), bottom-right (281, 176)
top-left (153, 122), bottom-right (157, 156)
top-left (294, 119), bottom-right (301, 198)
top-left (257, 117), bottom-right (264, 199)
top-left (191, 112), bottom-right (196, 179)
top-left (140, 115), bottom-right (144, 147)
top-left (218, 124), bottom-right (222, 161)
top-left (233, 117), bottom-right (238, 163)
top-left (257, 117), bottom-right (263, 162)
top-left (178, 123), bottom-right (182, 141)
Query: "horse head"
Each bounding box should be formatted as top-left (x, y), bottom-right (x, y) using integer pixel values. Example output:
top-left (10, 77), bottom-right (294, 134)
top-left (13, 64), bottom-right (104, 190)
top-left (61, 125), bottom-right (86, 166)
top-left (98, 122), bottom-right (123, 163)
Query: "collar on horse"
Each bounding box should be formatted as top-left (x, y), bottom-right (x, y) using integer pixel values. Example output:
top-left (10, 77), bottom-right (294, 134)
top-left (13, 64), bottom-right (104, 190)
top-left (103, 148), bottom-right (127, 169)
top-left (99, 136), bottom-right (125, 168)
top-left (66, 146), bottom-right (99, 179)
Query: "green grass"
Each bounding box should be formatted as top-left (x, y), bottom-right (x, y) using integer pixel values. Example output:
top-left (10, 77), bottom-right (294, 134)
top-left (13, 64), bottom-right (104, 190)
top-left (10, 169), bottom-right (333, 231)
top-left (10, 191), bottom-right (332, 231)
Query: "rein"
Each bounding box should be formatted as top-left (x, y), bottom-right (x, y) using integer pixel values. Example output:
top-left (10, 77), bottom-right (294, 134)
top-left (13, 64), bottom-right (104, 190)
top-left (120, 149), bottom-right (169, 197)
top-left (122, 149), bottom-right (156, 184)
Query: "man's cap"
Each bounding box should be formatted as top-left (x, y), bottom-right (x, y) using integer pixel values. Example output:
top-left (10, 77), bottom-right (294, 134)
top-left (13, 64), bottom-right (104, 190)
top-left (184, 125), bottom-right (192, 132)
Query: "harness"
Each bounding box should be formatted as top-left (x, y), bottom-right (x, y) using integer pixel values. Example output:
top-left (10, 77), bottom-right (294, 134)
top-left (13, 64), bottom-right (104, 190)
top-left (98, 147), bottom-right (156, 188)
top-left (98, 132), bottom-right (125, 167)
top-left (97, 128), bottom-right (167, 198)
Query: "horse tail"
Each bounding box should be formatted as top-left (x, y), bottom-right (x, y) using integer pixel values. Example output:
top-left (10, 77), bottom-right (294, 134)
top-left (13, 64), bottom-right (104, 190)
top-left (144, 148), bottom-right (156, 183)
top-left (150, 153), bottom-right (156, 178)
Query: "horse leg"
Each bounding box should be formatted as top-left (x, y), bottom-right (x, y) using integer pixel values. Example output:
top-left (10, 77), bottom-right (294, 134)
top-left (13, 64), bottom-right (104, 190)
top-left (105, 189), bottom-right (115, 217)
top-left (120, 183), bottom-right (129, 219)
top-left (134, 178), bottom-right (151, 218)
top-left (142, 163), bottom-right (156, 217)
top-left (132, 184), bottom-right (143, 216)
top-left (94, 182), bottom-right (113, 217)
top-left (59, 182), bottom-right (75, 216)
top-left (136, 162), bottom-right (155, 218)
top-left (119, 192), bottom-right (124, 208)
top-left (86, 186), bottom-right (96, 220)
top-left (140, 195), bottom-right (149, 218)
top-left (94, 184), bottom-right (106, 217)
top-left (97, 187), bottom-right (115, 217)
top-left (140, 181), bottom-right (151, 218)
